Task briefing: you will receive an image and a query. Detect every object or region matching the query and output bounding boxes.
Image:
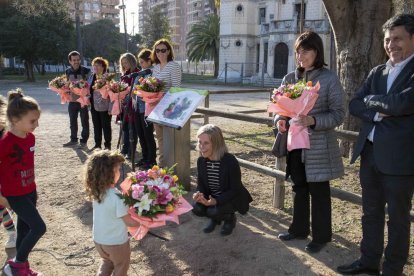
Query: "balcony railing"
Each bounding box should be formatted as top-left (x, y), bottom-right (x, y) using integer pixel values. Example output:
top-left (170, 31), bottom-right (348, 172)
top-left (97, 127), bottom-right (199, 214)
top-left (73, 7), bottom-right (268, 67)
top-left (261, 19), bottom-right (330, 35)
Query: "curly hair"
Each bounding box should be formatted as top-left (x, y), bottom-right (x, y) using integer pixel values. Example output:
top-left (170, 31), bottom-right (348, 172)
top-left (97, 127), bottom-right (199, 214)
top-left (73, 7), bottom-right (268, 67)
top-left (83, 150), bottom-right (125, 203)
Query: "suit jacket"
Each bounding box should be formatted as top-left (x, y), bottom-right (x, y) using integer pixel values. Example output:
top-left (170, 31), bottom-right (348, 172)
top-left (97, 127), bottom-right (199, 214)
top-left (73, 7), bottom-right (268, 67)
top-left (197, 153), bottom-right (253, 214)
top-left (349, 56), bottom-right (414, 175)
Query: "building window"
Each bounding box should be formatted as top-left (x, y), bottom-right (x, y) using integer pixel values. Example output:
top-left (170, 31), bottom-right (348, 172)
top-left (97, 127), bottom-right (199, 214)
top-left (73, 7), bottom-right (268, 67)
top-left (236, 4), bottom-right (243, 12)
top-left (84, 3), bottom-right (90, 10)
top-left (295, 3), bottom-right (306, 20)
top-left (235, 40), bottom-right (242, 47)
top-left (258, 7), bottom-right (266, 24)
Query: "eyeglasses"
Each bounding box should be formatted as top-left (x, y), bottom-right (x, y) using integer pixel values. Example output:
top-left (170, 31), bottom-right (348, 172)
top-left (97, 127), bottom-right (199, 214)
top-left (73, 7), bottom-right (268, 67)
top-left (155, 48), bottom-right (168, 53)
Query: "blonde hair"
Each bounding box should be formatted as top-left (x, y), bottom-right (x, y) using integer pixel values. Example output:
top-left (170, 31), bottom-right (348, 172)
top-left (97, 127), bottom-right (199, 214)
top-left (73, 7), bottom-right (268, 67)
top-left (7, 88), bottom-right (41, 123)
top-left (83, 150), bottom-right (125, 203)
top-left (197, 124), bottom-right (228, 160)
top-left (119, 53), bottom-right (137, 74)
top-left (0, 95), bottom-right (6, 131)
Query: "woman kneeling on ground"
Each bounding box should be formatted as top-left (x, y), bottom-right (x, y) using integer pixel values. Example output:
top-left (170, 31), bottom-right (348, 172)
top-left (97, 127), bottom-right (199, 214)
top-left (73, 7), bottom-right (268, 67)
top-left (192, 124), bottom-right (252, 236)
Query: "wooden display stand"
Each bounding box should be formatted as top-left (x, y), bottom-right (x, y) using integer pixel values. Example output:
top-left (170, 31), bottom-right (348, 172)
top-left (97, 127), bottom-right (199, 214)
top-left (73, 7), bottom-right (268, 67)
top-left (163, 121), bottom-right (191, 190)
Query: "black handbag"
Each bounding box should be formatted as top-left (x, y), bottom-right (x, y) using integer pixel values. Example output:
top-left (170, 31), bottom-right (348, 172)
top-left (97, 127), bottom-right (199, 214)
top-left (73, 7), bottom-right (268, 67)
top-left (271, 128), bottom-right (288, 157)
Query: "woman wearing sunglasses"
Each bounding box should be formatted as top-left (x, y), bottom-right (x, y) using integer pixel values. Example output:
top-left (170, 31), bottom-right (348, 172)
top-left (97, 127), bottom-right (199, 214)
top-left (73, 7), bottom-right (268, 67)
top-left (150, 38), bottom-right (182, 167)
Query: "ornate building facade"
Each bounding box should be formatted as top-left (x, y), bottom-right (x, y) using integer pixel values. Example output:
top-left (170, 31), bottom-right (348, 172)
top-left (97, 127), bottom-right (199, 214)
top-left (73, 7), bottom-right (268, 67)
top-left (219, 0), bottom-right (332, 82)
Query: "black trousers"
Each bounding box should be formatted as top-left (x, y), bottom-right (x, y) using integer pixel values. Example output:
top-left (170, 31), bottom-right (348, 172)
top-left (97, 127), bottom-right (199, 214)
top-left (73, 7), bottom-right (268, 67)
top-left (359, 142), bottom-right (414, 275)
top-left (288, 149), bottom-right (332, 243)
top-left (68, 102), bottom-right (89, 143)
top-left (6, 190), bottom-right (46, 262)
top-left (192, 202), bottom-right (235, 221)
top-left (134, 112), bottom-right (156, 164)
top-left (90, 107), bottom-right (112, 149)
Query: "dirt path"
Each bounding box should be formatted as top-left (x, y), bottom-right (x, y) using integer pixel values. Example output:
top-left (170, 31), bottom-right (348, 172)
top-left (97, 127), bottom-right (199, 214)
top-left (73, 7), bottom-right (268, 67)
top-left (0, 80), bottom-right (412, 276)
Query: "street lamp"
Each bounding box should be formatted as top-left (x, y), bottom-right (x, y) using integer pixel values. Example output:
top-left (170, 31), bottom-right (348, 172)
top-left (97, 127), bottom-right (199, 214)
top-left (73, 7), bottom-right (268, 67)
top-left (118, 0), bottom-right (128, 51)
top-left (131, 12), bottom-right (135, 36)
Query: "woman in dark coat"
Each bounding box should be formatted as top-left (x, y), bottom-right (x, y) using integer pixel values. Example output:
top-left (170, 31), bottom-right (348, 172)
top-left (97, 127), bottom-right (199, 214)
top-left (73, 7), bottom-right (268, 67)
top-left (192, 124), bottom-right (252, 236)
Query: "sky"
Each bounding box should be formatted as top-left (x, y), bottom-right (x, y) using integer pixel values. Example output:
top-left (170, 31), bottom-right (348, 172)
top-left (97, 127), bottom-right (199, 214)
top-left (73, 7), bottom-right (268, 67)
top-left (119, 0), bottom-right (139, 35)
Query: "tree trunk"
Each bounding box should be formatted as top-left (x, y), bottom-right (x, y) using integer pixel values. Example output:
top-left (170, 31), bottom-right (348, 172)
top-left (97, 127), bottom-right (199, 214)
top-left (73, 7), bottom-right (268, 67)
top-left (214, 51), bottom-right (219, 78)
top-left (393, 0), bottom-right (414, 14)
top-left (322, 0), bottom-right (392, 157)
top-left (41, 62), bottom-right (46, 75)
top-left (24, 60), bottom-right (35, 82)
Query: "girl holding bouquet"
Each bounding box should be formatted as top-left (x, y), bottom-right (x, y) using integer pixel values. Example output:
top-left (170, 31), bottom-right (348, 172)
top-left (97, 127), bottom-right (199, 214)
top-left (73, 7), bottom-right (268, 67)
top-left (89, 57), bottom-right (112, 151)
top-left (119, 53), bottom-right (139, 160)
top-left (151, 38), bottom-right (182, 167)
top-left (192, 124), bottom-right (252, 236)
top-left (0, 89), bottom-right (46, 276)
top-left (83, 150), bottom-right (140, 276)
top-left (132, 49), bottom-right (157, 169)
top-left (275, 31), bottom-right (345, 253)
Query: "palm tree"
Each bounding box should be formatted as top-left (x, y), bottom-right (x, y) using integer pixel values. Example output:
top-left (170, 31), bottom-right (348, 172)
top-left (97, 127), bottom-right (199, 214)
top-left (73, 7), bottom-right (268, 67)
top-left (186, 14), bottom-right (220, 77)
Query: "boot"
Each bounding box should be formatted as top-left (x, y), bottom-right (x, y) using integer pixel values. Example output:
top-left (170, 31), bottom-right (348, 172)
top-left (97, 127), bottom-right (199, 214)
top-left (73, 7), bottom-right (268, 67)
top-left (220, 213), bottom-right (236, 236)
top-left (203, 219), bottom-right (221, 233)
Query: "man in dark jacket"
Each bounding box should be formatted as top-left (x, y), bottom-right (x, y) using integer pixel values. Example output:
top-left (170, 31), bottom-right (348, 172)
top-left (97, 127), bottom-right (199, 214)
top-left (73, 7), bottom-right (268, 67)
top-left (337, 14), bottom-right (414, 276)
top-left (63, 51), bottom-right (91, 147)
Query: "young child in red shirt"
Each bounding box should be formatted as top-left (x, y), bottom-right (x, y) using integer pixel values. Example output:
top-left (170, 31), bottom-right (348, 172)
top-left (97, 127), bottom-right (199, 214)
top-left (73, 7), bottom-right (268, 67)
top-left (0, 89), bottom-right (46, 276)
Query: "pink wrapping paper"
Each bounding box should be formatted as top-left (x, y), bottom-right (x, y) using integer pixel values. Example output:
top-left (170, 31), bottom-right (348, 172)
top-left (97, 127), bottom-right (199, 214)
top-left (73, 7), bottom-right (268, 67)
top-left (96, 85), bottom-right (109, 99)
top-left (134, 90), bottom-right (165, 116)
top-left (120, 177), bottom-right (193, 240)
top-left (71, 87), bottom-right (90, 107)
top-left (108, 88), bottom-right (130, 115)
top-left (48, 86), bottom-right (71, 104)
top-left (268, 82), bottom-right (320, 151)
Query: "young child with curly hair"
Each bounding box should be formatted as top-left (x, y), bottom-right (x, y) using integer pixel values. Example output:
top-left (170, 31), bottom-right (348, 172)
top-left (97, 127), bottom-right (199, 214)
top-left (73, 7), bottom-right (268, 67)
top-left (83, 150), bottom-right (139, 276)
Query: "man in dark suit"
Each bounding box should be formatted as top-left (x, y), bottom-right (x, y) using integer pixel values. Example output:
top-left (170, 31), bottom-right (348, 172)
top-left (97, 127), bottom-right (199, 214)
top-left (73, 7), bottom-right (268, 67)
top-left (337, 14), bottom-right (414, 276)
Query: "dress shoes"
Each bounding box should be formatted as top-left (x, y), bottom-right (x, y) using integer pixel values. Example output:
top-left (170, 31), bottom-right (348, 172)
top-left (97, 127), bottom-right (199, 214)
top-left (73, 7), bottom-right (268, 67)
top-left (337, 260), bottom-right (380, 275)
top-left (203, 219), bottom-right (221, 233)
top-left (305, 241), bottom-right (326, 253)
top-left (278, 233), bottom-right (307, 241)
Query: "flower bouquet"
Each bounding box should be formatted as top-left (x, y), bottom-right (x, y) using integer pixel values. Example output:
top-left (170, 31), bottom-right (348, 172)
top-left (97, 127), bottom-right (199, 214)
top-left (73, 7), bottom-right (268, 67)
top-left (92, 73), bottom-right (116, 99)
top-left (48, 75), bottom-right (71, 104)
top-left (268, 80), bottom-right (320, 151)
top-left (133, 76), bottom-right (165, 116)
top-left (70, 79), bottom-right (90, 107)
top-left (119, 165), bottom-right (192, 240)
top-left (107, 80), bottom-right (130, 115)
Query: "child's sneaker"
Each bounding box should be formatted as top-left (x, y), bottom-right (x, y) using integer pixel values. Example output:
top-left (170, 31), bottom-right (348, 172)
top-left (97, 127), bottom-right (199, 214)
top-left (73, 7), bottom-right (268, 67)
top-left (4, 259), bottom-right (43, 276)
top-left (5, 231), bottom-right (16, 249)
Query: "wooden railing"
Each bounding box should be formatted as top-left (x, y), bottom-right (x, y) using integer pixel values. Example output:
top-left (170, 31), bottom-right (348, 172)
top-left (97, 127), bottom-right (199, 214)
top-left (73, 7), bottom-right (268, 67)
top-left (188, 89), bottom-right (414, 221)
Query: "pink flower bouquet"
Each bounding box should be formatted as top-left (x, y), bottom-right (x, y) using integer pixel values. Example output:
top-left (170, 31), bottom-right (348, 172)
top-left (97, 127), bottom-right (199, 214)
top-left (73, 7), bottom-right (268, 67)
top-left (133, 76), bottom-right (165, 116)
top-left (268, 80), bottom-right (320, 151)
top-left (119, 165), bottom-right (192, 240)
top-left (92, 73), bottom-right (116, 99)
top-left (70, 80), bottom-right (90, 107)
top-left (48, 75), bottom-right (70, 104)
top-left (107, 81), bottom-right (130, 115)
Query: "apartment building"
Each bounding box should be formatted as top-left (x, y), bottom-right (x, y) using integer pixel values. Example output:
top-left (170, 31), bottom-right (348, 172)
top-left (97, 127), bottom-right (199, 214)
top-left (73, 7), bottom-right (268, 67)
top-left (68, 0), bottom-right (120, 27)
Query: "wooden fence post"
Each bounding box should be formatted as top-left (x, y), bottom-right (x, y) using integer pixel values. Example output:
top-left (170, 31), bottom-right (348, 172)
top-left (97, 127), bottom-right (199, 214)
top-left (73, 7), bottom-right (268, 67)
top-left (163, 122), bottom-right (191, 190)
top-left (204, 93), bottom-right (210, 125)
top-left (273, 157), bottom-right (286, 209)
